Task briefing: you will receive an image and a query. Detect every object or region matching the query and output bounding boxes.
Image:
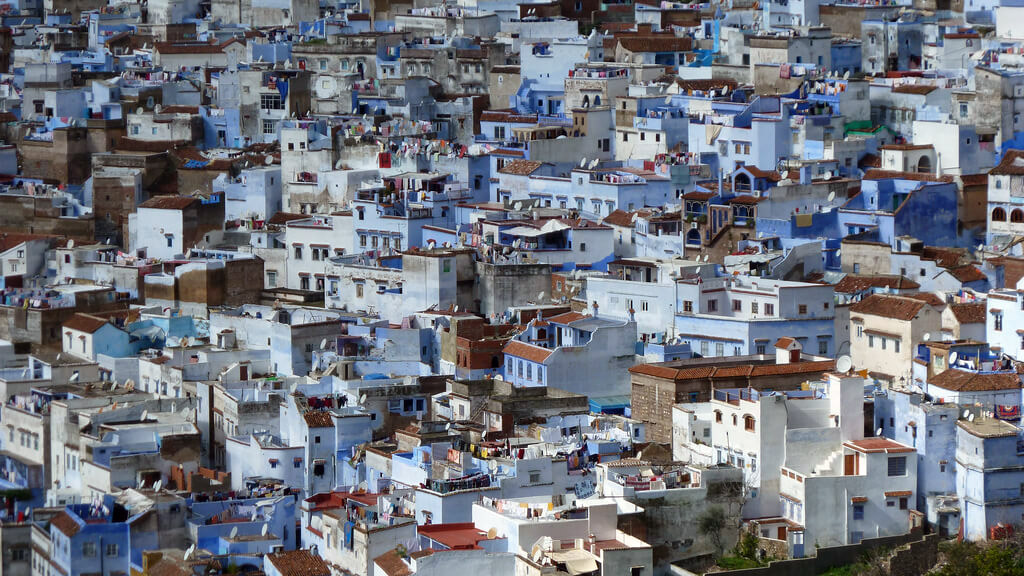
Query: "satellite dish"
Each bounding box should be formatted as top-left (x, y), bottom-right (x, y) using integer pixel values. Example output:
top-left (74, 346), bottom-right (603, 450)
top-left (154, 103), bottom-right (162, 113)
top-left (968, 414), bottom-right (975, 422)
top-left (703, 254), bottom-right (710, 262)
top-left (265, 155), bottom-right (274, 165)
top-left (69, 372), bottom-right (79, 383)
top-left (875, 427), bottom-right (883, 437)
top-left (335, 158), bottom-right (345, 169)
top-left (836, 249), bottom-right (842, 258)
top-left (836, 355), bottom-right (852, 373)
top-left (67, 239), bottom-right (75, 249)
top-left (229, 527), bottom-right (238, 539)
top-left (489, 459), bottom-right (498, 473)
top-left (843, 70), bottom-right (850, 80)
top-left (320, 338), bottom-right (328, 350)
top-left (827, 191), bottom-right (836, 203)
top-left (580, 157), bottom-right (587, 168)
top-left (664, 95), bottom-right (672, 104)
top-left (487, 527), bottom-right (498, 539)
top-left (136, 107), bottom-right (143, 114)
top-left (949, 351), bottom-right (959, 364)
top-left (537, 291), bottom-right (546, 302)
top-left (262, 523), bottom-right (269, 536)
top-left (823, 170), bottom-right (833, 181)
top-left (589, 158), bottom-right (599, 169)
top-left (963, 409), bottom-right (971, 418)
top-left (141, 409), bottom-right (149, 421)
top-left (923, 333), bottom-right (932, 342)
top-left (359, 393), bottom-right (367, 404)
top-left (153, 479), bottom-right (162, 491)
top-left (184, 544), bottom-right (195, 561)
top-left (721, 85), bottom-right (729, 95)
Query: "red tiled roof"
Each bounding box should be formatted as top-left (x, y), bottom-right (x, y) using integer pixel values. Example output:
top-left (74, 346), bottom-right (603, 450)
top-left (989, 149), bottom-right (1024, 175)
top-left (373, 549), bottom-right (413, 576)
top-left (844, 438), bottom-right (916, 453)
top-left (546, 311), bottom-right (587, 324)
top-left (268, 212), bottom-right (309, 225)
top-left (417, 522), bottom-right (492, 549)
top-left (775, 337), bottom-right (797, 349)
top-left (949, 302), bottom-right (986, 324)
top-left (728, 194), bottom-right (762, 205)
top-left (848, 294), bottom-right (928, 321)
top-left (891, 84), bottom-right (937, 95)
top-left (862, 169), bottom-right (954, 183)
top-left (265, 550), bottom-right (330, 576)
top-left (833, 275), bottom-right (920, 294)
top-left (602, 209), bottom-right (637, 228)
top-left (303, 411), bottom-right (334, 428)
top-left (929, 369), bottom-right (1021, 392)
top-left (948, 265), bottom-right (986, 283)
top-left (50, 511), bottom-right (81, 537)
top-left (139, 195), bottom-right (199, 210)
top-left (503, 340), bottom-right (553, 363)
top-left (498, 159), bottom-right (545, 176)
top-left (629, 359), bottom-right (835, 380)
top-left (64, 314), bottom-right (111, 334)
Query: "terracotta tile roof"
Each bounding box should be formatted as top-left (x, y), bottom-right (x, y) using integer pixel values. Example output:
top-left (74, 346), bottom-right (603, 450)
top-left (64, 314), bottom-right (111, 334)
top-left (139, 195), bottom-right (199, 210)
top-left (904, 292), bottom-right (945, 308)
top-left (629, 359), bottom-right (835, 380)
top-left (862, 169), bottom-right (954, 183)
top-left (833, 275), bottom-right (920, 294)
top-left (303, 411), bottom-right (334, 428)
top-left (49, 511), bottom-right (81, 537)
top-left (959, 173), bottom-right (988, 186)
top-left (775, 337), bottom-right (797, 349)
top-left (602, 209), bottom-right (636, 228)
top-left (681, 191), bottom-right (716, 201)
top-left (154, 38), bottom-right (244, 54)
top-left (948, 265), bottom-right (986, 283)
top-left (844, 437), bottom-right (916, 453)
top-left (673, 78), bottom-right (738, 92)
top-left (268, 212), bottom-right (309, 225)
top-left (728, 194), bottom-right (762, 205)
top-left (503, 340), bottom-right (553, 363)
top-left (891, 84), bottom-right (937, 95)
top-left (479, 110), bottom-right (538, 123)
top-left (374, 549), bottom-right (413, 576)
top-left (884, 490), bottom-right (913, 497)
top-left (950, 302), bottom-right (986, 324)
top-left (0, 233), bottom-right (60, 252)
top-left (920, 246), bottom-right (968, 269)
top-left (989, 149), bottom-right (1024, 176)
top-left (929, 369), bottom-right (1021, 392)
top-left (546, 311), bottom-right (587, 324)
top-left (498, 159), bottom-right (545, 176)
top-left (879, 144), bottom-right (933, 151)
top-left (859, 153), bottom-right (881, 169)
top-left (265, 550), bottom-right (330, 576)
top-left (616, 36), bottom-right (692, 53)
top-left (741, 165), bottom-right (782, 181)
top-left (848, 294), bottom-right (928, 321)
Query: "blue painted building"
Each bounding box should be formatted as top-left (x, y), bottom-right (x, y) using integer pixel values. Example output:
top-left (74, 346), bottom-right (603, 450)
top-left (956, 417), bottom-right (1024, 540)
top-left (837, 174), bottom-right (959, 248)
top-left (873, 388), bottom-right (961, 535)
top-left (49, 501), bottom-right (131, 576)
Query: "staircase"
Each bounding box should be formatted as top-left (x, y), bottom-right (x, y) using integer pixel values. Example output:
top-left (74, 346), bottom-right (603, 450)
top-left (812, 449), bottom-right (844, 476)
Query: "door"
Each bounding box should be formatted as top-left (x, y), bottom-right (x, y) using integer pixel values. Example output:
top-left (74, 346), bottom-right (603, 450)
top-left (239, 365), bottom-right (248, 380)
top-left (844, 454), bottom-right (855, 475)
top-left (777, 526), bottom-right (787, 540)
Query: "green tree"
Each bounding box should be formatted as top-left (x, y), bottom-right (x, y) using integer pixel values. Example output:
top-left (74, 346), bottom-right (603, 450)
top-left (698, 506), bottom-right (727, 556)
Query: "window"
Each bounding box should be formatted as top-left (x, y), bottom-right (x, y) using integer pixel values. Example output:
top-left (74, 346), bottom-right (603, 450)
top-left (580, 243), bottom-right (586, 252)
top-left (744, 415), bottom-right (756, 431)
top-left (818, 340), bottom-right (829, 355)
top-left (683, 300), bottom-right (693, 313)
top-left (888, 456), bottom-right (907, 476)
top-left (356, 284), bottom-right (364, 298)
top-left (756, 343), bottom-right (766, 354)
top-left (881, 338), bottom-right (887, 351)
top-left (868, 335), bottom-right (875, 348)
top-left (262, 119), bottom-right (276, 134)
top-left (166, 236), bottom-right (173, 248)
top-left (261, 93), bottom-right (283, 110)
top-left (359, 235), bottom-right (367, 247)
top-left (716, 343), bottom-right (724, 356)
top-left (799, 304), bottom-right (807, 314)
top-left (899, 497), bottom-right (908, 510)
top-left (83, 542), bottom-right (97, 557)
top-left (751, 302), bottom-right (758, 314)
top-left (314, 435), bottom-right (321, 444)
top-left (106, 544), bottom-right (118, 557)
top-left (701, 341), bottom-right (709, 356)
top-left (707, 300), bottom-right (718, 312)
top-left (294, 458), bottom-right (302, 468)
top-left (732, 299), bottom-right (742, 312)
top-left (764, 303), bottom-right (775, 316)
top-left (294, 245), bottom-right (303, 259)
top-left (857, 325), bottom-right (863, 338)
top-left (853, 504), bottom-right (864, 520)
top-left (894, 340), bottom-right (901, 353)
top-left (995, 313), bottom-right (1004, 332)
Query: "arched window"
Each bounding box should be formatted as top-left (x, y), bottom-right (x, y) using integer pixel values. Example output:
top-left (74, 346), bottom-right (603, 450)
top-left (916, 155), bottom-right (932, 173)
top-left (1012, 209), bottom-right (1024, 224)
top-left (744, 415), bottom-right (756, 432)
top-left (714, 410), bottom-right (722, 423)
top-left (732, 414), bottom-right (738, 426)
top-left (993, 207), bottom-right (1007, 222)
top-left (582, 94), bottom-right (590, 108)
top-left (686, 228), bottom-right (702, 246)
top-left (537, 328), bottom-right (547, 340)
top-left (594, 95), bottom-right (601, 106)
